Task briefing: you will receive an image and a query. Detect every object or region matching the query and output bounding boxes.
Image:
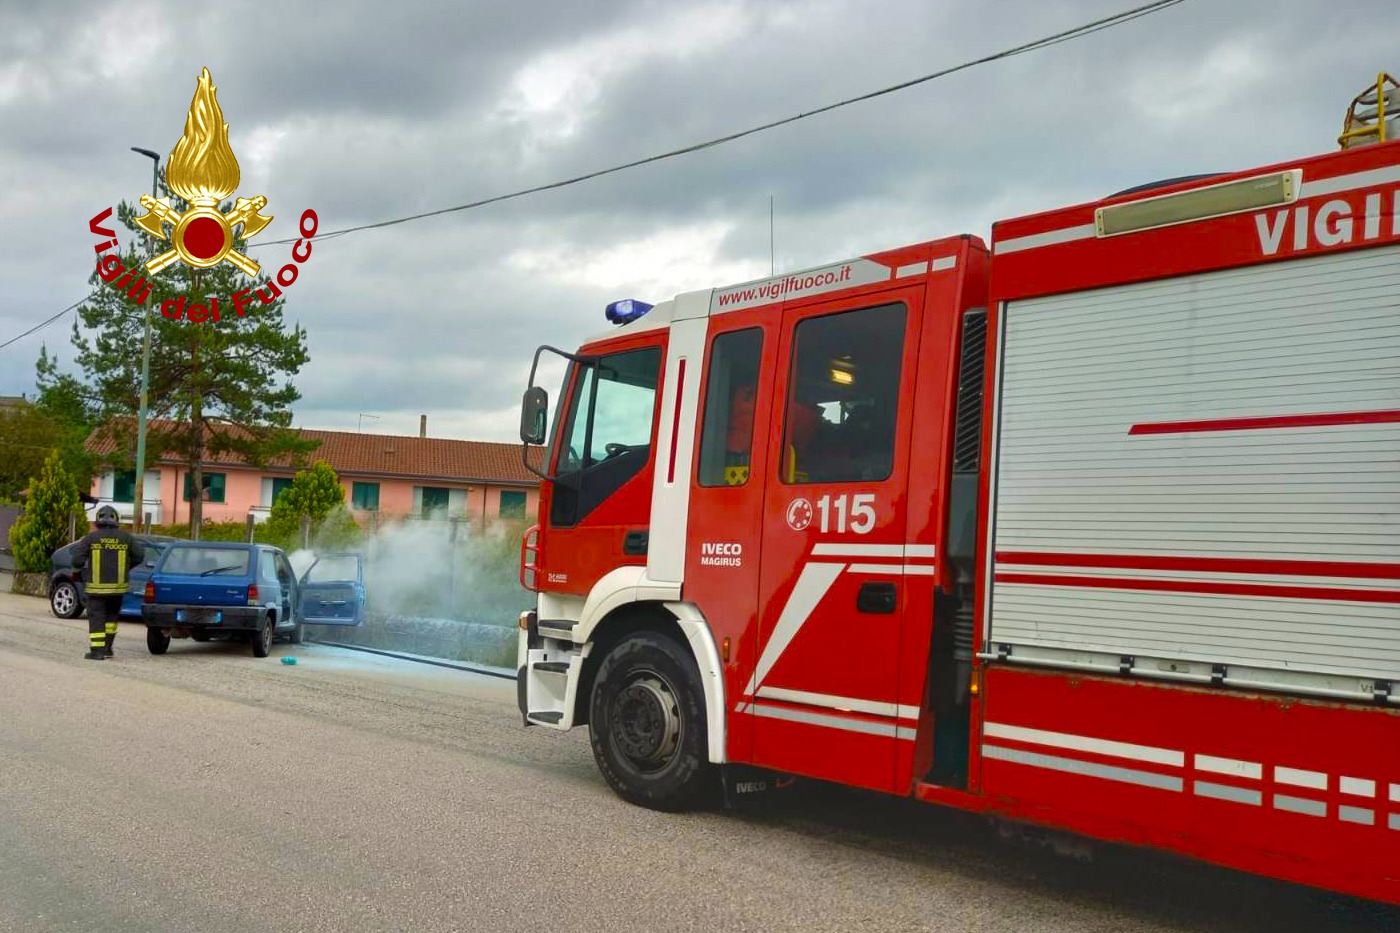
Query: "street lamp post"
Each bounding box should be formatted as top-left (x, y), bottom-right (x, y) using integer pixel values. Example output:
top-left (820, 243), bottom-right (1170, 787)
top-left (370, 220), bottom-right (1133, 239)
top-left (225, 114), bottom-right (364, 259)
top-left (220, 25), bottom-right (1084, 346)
top-left (130, 147), bottom-right (160, 533)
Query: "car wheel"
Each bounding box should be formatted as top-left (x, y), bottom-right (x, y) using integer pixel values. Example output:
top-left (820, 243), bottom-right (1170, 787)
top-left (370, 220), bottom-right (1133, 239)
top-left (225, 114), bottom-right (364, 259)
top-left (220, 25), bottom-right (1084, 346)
top-left (588, 632), bottom-right (715, 811)
top-left (252, 619), bottom-right (274, 658)
top-left (50, 580), bottom-right (84, 619)
top-left (147, 627), bottom-right (170, 655)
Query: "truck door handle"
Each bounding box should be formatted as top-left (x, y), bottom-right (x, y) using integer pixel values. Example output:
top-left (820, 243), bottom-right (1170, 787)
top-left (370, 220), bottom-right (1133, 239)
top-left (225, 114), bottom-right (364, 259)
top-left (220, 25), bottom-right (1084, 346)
top-left (856, 582), bottom-right (898, 614)
top-left (623, 530), bottom-right (649, 556)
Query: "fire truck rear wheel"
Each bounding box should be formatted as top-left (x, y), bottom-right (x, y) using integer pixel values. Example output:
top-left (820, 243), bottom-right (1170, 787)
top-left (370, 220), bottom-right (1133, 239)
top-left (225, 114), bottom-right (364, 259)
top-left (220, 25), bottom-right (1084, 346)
top-left (589, 632), bottom-right (714, 811)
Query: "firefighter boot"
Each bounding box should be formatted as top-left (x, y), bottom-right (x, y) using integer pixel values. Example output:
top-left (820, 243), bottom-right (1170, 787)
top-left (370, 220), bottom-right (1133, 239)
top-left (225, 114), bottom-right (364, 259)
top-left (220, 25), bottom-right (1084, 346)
top-left (104, 622), bottom-right (117, 658)
top-left (86, 616), bottom-right (107, 660)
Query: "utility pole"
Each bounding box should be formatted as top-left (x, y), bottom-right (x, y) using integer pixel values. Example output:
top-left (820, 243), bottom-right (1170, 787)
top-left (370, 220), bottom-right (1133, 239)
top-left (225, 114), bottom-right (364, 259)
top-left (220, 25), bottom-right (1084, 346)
top-left (130, 147), bottom-right (161, 532)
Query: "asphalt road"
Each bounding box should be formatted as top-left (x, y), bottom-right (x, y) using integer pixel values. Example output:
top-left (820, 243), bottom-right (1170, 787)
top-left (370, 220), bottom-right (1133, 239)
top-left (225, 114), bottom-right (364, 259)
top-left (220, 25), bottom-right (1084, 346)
top-left (1, 589), bottom-right (1396, 933)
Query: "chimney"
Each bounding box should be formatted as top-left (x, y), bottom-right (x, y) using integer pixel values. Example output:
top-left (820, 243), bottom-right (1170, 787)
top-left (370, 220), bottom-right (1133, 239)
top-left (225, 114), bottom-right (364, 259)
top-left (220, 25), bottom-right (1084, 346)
top-left (419, 414), bottom-right (427, 438)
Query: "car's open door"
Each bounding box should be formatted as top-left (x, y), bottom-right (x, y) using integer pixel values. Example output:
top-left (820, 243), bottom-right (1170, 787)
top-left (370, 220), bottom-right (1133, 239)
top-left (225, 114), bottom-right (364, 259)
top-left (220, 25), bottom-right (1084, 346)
top-left (296, 552), bottom-right (366, 626)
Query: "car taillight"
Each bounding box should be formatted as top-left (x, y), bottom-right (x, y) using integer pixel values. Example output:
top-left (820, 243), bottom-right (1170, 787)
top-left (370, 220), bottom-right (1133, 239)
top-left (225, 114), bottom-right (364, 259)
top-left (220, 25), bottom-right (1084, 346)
top-left (144, 581), bottom-right (155, 603)
top-left (247, 583), bottom-right (259, 605)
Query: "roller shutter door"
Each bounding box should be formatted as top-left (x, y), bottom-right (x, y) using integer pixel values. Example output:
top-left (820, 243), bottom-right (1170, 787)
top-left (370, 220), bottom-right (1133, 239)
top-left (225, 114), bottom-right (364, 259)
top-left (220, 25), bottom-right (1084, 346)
top-left (989, 244), bottom-right (1400, 686)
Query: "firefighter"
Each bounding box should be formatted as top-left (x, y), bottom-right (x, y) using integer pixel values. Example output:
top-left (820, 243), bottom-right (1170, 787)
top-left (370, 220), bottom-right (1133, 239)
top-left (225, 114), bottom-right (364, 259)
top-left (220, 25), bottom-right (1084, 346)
top-left (71, 505), bottom-right (144, 660)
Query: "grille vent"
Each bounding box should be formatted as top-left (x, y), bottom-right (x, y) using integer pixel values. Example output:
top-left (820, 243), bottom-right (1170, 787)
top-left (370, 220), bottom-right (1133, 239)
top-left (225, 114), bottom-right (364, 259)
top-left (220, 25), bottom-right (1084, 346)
top-left (951, 308), bottom-right (988, 474)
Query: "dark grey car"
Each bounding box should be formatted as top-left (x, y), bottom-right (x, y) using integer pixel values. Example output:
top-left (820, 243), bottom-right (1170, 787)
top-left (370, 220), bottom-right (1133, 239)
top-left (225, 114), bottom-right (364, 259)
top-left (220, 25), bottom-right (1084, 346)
top-left (48, 535), bottom-right (176, 620)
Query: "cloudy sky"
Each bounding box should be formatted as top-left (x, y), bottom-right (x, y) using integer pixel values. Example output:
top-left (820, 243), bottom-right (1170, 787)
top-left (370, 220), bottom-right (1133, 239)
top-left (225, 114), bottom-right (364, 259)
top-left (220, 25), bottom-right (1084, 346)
top-left (0, 0), bottom-right (1393, 441)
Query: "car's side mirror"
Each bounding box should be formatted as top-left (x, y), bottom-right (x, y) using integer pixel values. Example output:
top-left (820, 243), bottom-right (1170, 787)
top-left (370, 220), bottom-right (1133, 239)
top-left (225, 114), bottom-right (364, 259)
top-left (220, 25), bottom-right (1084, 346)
top-left (520, 386), bottom-right (549, 445)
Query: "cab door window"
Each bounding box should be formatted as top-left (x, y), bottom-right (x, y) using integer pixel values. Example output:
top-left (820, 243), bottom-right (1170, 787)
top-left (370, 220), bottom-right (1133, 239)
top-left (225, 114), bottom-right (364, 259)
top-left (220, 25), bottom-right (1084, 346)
top-left (697, 328), bottom-right (763, 486)
top-left (551, 346), bottom-right (662, 526)
top-left (782, 303), bottom-right (905, 484)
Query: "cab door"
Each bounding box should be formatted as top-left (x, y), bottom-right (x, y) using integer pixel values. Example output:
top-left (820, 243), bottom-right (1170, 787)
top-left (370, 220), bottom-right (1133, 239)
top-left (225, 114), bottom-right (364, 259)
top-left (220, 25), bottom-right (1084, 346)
top-left (746, 289), bottom-right (923, 792)
top-left (538, 336), bottom-right (666, 597)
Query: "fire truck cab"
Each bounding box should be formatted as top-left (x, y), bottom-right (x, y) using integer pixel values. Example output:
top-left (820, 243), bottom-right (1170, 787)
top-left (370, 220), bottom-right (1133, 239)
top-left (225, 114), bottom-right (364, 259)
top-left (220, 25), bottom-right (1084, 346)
top-left (517, 80), bottom-right (1400, 903)
top-left (519, 234), bottom-right (990, 806)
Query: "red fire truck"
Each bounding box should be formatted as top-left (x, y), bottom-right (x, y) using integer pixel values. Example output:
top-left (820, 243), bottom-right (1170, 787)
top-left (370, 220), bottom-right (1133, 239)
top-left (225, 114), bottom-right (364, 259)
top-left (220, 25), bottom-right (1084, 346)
top-left (515, 75), bottom-right (1400, 903)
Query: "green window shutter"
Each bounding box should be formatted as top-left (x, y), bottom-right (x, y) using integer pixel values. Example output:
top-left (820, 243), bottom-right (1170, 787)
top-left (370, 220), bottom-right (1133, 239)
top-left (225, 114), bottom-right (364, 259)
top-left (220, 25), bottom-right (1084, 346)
top-left (421, 486), bottom-right (449, 518)
top-left (112, 469), bottom-right (136, 504)
top-left (183, 472), bottom-right (226, 503)
top-left (271, 477), bottom-right (294, 505)
top-left (351, 482), bottom-right (380, 510)
top-left (499, 490), bottom-right (526, 518)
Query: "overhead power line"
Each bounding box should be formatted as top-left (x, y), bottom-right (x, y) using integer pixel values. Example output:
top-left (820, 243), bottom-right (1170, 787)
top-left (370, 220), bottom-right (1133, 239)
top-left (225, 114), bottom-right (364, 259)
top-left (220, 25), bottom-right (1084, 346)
top-left (0, 295), bottom-right (92, 352)
top-left (265, 0), bottom-right (1186, 246)
top-left (0, 0), bottom-right (1187, 352)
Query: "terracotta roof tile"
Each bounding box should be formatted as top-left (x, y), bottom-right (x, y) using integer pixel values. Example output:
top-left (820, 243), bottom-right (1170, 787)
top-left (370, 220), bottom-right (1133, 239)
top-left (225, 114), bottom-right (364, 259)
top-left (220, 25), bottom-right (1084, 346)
top-left (86, 421), bottom-right (542, 485)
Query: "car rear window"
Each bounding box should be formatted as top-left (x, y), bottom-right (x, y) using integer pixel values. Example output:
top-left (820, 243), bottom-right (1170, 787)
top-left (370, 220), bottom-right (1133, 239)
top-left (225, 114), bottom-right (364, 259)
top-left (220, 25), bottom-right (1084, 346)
top-left (162, 547), bottom-right (250, 576)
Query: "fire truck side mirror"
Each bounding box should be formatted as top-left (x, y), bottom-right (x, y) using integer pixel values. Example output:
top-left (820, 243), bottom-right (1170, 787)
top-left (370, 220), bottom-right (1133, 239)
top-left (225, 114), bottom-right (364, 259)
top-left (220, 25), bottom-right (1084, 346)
top-left (520, 386), bottom-right (549, 445)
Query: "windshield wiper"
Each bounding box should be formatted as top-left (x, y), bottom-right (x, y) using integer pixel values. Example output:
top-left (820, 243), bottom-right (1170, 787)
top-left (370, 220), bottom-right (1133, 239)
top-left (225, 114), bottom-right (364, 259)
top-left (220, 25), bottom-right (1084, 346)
top-left (200, 564), bottom-right (245, 576)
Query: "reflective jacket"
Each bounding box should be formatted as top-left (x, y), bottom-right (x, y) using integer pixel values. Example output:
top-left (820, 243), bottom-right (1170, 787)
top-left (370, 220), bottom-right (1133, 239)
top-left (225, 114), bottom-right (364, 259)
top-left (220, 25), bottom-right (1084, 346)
top-left (73, 528), bottom-right (145, 596)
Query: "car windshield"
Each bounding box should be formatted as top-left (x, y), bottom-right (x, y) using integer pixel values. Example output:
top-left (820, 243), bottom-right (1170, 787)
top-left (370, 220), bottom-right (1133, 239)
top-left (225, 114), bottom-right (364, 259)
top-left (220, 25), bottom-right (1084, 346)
top-left (306, 555), bottom-right (358, 583)
top-left (162, 547), bottom-right (249, 576)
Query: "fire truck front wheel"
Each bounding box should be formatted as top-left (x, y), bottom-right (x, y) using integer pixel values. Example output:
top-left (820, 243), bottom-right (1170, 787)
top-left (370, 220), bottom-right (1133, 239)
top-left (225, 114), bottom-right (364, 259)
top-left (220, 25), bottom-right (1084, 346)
top-left (589, 632), bottom-right (715, 811)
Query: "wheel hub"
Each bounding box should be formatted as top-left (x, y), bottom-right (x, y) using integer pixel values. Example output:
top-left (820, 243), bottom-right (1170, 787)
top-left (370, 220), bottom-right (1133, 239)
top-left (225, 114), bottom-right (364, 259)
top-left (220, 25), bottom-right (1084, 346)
top-left (53, 585), bottom-right (75, 614)
top-left (610, 675), bottom-right (681, 769)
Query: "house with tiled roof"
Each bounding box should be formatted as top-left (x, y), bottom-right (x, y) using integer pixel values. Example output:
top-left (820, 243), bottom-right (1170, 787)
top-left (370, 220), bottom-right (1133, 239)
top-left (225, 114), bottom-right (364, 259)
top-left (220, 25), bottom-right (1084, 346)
top-left (85, 417), bottom-right (541, 526)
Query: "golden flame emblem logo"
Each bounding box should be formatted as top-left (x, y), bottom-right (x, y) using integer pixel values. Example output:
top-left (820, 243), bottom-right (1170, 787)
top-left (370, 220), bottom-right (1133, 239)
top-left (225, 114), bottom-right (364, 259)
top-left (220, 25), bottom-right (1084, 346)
top-left (134, 68), bottom-right (272, 276)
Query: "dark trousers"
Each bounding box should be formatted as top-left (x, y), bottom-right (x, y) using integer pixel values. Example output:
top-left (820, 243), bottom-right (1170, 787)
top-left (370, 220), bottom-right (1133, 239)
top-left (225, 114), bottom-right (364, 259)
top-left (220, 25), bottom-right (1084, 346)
top-left (87, 594), bottom-right (123, 653)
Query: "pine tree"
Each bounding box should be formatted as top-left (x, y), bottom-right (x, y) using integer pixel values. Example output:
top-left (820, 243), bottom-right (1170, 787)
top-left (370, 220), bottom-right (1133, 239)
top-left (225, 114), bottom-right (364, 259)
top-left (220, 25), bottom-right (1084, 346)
top-left (67, 171), bottom-right (316, 538)
top-left (9, 450), bottom-right (83, 572)
top-left (35, 345), bottom-right (98, 429)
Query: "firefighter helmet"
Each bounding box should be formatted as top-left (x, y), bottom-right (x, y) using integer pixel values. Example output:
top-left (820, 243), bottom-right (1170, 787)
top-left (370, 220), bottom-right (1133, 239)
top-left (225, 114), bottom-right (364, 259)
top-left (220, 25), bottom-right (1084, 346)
top-left (95, 505), bottom-right (120, 528)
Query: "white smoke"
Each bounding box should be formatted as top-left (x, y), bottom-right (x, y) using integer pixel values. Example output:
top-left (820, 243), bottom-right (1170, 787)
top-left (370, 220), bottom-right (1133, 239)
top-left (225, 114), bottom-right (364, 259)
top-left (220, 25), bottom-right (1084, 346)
top-left (296, 516), bottom-right (527, 625)
top-left (287, 548), bottom-right (317, 578)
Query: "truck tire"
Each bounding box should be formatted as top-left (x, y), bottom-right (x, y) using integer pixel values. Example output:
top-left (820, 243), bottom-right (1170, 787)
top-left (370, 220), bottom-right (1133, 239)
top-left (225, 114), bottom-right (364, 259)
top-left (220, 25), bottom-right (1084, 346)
top-left (50, 580), bottom-right (84, 619)
top-left (588, 632), bottom-right (715, 811)
top-left (252, 618), bottom-right (274, 658)
top-left (147, 627), bottom-right (170, 655)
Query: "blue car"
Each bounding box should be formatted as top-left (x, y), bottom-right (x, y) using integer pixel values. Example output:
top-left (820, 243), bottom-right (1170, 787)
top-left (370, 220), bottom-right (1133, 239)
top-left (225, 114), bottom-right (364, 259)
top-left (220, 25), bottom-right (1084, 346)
top-left (142, 542), bottom-right (364, 658)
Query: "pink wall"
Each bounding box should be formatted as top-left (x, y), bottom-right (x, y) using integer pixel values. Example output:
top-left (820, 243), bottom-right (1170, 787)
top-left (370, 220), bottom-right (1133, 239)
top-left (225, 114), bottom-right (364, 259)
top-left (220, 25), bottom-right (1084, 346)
top-left (370, 478), bottom-right (416, 516)
top-left (95, 465), bottom-right (538, 526)
top-left (344, 479), bottom-right (539, 523)
top-left (156, 466), bottom-right (262, 525)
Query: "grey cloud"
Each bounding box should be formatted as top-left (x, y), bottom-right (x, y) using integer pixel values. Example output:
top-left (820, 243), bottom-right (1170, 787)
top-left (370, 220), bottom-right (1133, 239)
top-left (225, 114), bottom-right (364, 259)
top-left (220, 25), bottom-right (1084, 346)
top-left (1, 0), bottom-right (1395, 441)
